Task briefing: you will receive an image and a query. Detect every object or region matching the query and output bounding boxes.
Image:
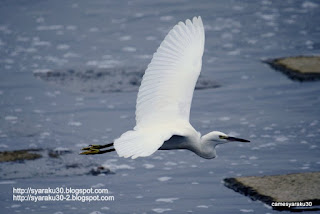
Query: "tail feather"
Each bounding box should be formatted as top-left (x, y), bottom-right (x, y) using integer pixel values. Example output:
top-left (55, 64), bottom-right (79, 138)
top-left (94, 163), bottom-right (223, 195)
top-left (114, 129), bottom-right (172, 159)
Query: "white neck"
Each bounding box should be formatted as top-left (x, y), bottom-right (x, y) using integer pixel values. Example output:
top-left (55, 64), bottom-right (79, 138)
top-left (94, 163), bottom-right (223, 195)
top-left (187, 134), bottom-right (217, 159)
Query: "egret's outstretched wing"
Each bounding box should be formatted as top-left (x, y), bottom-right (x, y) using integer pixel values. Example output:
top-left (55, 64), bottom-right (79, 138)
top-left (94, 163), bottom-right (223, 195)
top-left (136, 16), bottom-right (205, 127)
top-left (114, 16), bottom-right (205, 159)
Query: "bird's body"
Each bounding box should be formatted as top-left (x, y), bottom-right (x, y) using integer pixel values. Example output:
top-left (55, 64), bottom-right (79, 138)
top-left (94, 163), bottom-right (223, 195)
top-left (81, 16), bottom-right (250, 159)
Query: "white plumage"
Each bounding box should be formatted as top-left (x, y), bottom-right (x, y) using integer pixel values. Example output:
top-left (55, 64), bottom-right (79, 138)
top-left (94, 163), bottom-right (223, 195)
top-left (114, 16), bottom-right (205, 159)
top-left (81, 16), bottom-right (250, 159)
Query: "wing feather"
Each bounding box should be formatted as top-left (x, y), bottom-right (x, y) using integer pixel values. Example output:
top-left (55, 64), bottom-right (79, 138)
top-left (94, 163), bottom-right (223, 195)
top-left (136, 16), bottom-right (205, 126)
top-left (114, 16), bottom-right (205, 158)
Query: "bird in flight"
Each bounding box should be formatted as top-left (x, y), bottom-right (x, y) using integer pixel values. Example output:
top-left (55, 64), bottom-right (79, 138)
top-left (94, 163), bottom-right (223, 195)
top-left (81, 16), bottom-right (250, 159)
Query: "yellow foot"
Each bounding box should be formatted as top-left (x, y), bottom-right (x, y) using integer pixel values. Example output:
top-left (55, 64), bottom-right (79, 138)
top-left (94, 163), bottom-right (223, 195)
top-left (80, 144), bottom-right (114, 155)
top-left (80, 145), bottom-right (102, 155)
top-left (80, 148), bottom-right (101, 155)
top-left (81, 145), bottom-right (103, 150)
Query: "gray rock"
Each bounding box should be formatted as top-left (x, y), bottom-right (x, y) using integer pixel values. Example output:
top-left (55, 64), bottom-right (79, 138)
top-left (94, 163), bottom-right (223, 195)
top-left (265, 56), bottom-right (320, 81)
top-left (224, 172), bottom-right (320, 211)
top-left (0, 149), bottom-right (42, 163)
top-left (33, 67), bottom-right (219, 93)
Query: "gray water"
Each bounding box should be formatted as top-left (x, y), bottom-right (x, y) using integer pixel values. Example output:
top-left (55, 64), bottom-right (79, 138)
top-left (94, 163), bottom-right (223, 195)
top-left (1, 0), bottom-right (320, 213)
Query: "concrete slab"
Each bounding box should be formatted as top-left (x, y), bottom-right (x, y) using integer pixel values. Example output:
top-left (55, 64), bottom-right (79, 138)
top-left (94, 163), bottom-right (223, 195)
top-left (265, 56), bottom-right (320, 81)
top-left (224, 172), bottom-right (320, 211)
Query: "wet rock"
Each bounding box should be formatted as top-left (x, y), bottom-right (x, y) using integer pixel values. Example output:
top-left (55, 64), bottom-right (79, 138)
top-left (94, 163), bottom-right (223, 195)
top-left (224, 172), bottom-right (320, 211)
top-left (48, 147), bottom-right (72, 158)
top-left (265, 56), bottom-right (320, 81)
top-left (65, 163), bottom-right (81, 169)
top-left (88, 166), bottom-right (113, 176)
top-left (0, 148), bottom-right (107, 179)
top-left (0, 149), bottom-right (42, 163)
top-left (33, 67), bottom-right (219, 93)
top-left (196, 78), bottom-right (220, 90)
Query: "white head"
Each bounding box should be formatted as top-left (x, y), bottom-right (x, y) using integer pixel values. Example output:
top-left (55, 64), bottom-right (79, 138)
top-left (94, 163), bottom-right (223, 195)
top-left (195, 131), bottom-right (250, 159)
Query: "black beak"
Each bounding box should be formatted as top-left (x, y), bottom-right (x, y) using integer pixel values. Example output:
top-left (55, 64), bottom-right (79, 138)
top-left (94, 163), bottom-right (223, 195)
top-left (226, 136), bottom-right (250, 143)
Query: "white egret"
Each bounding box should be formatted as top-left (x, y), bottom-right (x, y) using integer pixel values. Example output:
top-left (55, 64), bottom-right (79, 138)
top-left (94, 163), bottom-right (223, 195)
top-left (81, 16), bottom-right (250, 159)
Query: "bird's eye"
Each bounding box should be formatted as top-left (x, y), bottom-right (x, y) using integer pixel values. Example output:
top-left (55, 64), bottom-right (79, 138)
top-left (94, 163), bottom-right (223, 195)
top-left (219, 135), bottom-right (227, 139)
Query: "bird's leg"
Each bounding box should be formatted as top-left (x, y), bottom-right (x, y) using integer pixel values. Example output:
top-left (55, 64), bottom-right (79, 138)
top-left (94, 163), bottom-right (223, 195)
top-left (80, 142), bottom-right (114, 155)
top-left (81, 143), bottom-right (113, 150)
top-left (80, 148), bottom-right (115, 155)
